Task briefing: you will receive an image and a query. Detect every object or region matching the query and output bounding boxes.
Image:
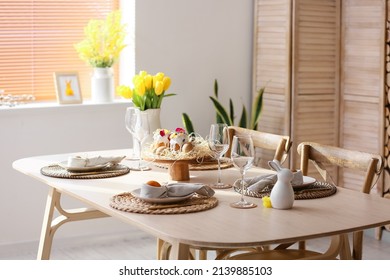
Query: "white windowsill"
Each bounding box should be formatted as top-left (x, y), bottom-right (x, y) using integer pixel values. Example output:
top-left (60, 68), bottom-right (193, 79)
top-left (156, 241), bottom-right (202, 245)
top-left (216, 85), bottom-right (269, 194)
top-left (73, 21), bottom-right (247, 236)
top-left (0, 99), bottom-right (133, 115)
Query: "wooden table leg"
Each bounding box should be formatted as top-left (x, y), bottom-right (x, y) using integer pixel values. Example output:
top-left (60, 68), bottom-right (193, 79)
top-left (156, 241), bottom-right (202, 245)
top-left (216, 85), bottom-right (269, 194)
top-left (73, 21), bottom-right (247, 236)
top-left (170, 242), bottom-right (190, 260)
top-left (339, 234), bottom-right (352, 260)
top-left (37, 188), bottom-right (108, 260)
top-left (37, 188), bottom-right (59, 260)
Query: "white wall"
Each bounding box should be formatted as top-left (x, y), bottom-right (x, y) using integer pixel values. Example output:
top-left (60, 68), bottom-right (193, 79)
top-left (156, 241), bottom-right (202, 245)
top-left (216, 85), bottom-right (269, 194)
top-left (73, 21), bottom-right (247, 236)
top-left (0, 102), bottom-right (135, 247)
top-left (0, 0), bottom-right (253, 248)
top-left (135, 0), bottom-right (254, 137)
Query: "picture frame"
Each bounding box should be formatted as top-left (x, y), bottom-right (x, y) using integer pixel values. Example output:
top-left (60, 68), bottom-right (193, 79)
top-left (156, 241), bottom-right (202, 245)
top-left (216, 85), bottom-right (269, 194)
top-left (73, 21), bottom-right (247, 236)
top-left (53, 72), bottom-right (83, 104)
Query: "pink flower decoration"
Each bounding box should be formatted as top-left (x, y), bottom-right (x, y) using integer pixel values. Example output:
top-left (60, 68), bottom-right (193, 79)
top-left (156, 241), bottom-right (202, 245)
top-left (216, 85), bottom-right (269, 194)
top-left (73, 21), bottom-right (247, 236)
top-left (175, 127), bottom-right (186, 133)
top-left (159, 129), bottom-right (166, 137)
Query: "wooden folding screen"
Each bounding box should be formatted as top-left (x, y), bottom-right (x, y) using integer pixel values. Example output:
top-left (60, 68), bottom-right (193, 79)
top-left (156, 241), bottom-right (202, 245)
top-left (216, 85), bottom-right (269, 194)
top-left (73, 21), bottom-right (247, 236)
top-left (253, 0), bottom-right (386, 193)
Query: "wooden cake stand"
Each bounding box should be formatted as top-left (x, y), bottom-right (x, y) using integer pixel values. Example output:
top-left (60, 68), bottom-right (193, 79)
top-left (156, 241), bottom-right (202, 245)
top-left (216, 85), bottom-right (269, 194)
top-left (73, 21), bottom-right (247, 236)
top-left (143, 157), bottom-right (197, 181)
top-left (144, 155), bottom-right (232, 181)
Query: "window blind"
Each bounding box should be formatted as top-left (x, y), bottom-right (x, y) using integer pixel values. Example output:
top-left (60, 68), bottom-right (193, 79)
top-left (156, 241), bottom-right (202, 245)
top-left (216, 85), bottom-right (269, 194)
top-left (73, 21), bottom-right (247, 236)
top-left (0, 0), bottom-right (119, 101)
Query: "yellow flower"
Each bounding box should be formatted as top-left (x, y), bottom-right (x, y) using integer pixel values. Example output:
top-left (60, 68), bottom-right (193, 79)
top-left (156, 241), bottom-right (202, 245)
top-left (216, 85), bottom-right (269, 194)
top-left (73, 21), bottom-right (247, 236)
top-left (135, 80), bottom-right (146, 96)
top-left (132, 75), bottom-right (142, 86)
top-left (153, 72), bottom-right (164, 86)
top-left (116, 85), bottom-right (132, 99)
top-left (262, 196), bottom-right (272, 208)
top-left (118, 70), bottom-right (175, 111)
top-left (154, 81), bottom-right (164, 95)
top-left (139, 71), bottom-right (148, 78)
top-left (163, 77), bottom-right (171, 91)
top-left (74, 10), bottom-right (126, 68)
top-left (144, 75), bottom-right (153, 90)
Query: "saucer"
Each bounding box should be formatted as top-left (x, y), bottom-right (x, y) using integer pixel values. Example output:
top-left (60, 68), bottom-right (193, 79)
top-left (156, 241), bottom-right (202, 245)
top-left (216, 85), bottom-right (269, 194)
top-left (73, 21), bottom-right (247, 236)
top-left (293, 176), bottom-right (316, 189)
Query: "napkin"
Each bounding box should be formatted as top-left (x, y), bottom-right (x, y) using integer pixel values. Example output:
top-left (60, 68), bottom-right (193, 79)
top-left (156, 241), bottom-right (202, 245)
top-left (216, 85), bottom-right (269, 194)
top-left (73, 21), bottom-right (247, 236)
top-left (139, 183), bottom-right (215, 199)
top-left (234, 170), bottom-right (304, 193)
top-left (67, 155), bottom-right (126, 168)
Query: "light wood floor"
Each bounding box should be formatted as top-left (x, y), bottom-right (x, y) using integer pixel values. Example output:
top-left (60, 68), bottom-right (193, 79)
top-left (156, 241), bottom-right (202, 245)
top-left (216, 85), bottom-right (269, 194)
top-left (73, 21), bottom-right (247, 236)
top-left (1, 228), bottom-right (390, 260)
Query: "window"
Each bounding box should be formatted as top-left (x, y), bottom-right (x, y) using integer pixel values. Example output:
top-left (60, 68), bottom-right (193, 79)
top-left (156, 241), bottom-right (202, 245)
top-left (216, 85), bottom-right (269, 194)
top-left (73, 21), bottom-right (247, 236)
top-left (0, 0), bottom-right (119, 101)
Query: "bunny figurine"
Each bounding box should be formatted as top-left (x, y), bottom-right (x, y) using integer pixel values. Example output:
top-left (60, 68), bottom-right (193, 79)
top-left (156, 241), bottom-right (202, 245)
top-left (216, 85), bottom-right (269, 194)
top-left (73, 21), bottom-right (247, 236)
top-left (65, 80), bottom-right (74, 96)
top-left (270, 168), bottom-right (294, 209)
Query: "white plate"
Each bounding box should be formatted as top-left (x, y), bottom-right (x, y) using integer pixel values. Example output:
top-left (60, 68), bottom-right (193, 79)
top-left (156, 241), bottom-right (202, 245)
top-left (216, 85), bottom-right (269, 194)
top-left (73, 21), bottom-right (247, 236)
top-left (58, 161), bottom-right (110, 172)
top-left (131, 188), bottom-right (193, 204)
top-left (293, 176), bottom-right (316, 188)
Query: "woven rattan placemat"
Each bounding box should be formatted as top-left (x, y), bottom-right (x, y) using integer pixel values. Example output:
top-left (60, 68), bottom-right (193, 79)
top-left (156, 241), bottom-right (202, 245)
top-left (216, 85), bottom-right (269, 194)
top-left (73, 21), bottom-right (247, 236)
top-left (110, 193), bottom-right (218, 214)
top-left (189, 160), bottom-right (233, 170)
top-left (40, 164), bottom-right (130, 179)
top-left (234, 181), bottom-right (337, 200)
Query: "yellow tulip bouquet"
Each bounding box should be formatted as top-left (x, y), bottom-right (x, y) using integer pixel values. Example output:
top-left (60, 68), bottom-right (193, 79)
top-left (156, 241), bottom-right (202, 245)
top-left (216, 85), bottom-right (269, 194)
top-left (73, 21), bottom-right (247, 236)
top-left (74, 10), bottom-right (126, 68)
top-left (117, 71), bottom-right (176, 111)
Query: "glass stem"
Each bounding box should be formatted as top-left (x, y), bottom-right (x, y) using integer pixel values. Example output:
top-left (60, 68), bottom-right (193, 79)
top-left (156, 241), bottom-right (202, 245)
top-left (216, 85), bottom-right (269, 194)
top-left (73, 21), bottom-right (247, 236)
top-left (240, 172), bottom-right (245, 202)
top-left (136, 139), bottom-right (142, 169)
top-left (217, 157), bottom-right (222, 184)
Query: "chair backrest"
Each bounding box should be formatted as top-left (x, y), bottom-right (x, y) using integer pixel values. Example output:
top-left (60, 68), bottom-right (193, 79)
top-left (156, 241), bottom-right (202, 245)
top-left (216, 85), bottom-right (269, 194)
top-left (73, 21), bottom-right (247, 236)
top-left (297, 142), bottom-right (383, 194)
top-left (226, 126), bottom-right (292, 164)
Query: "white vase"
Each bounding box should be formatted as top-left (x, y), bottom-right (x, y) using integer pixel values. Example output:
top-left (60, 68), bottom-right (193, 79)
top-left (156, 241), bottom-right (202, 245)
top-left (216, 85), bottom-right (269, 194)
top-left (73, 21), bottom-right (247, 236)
top-left (132, 108), bottom-right (162, 155)
top-left (270, 168), bottom-right (295, 209)
top-left (91, 67), bottom-right (114, 103)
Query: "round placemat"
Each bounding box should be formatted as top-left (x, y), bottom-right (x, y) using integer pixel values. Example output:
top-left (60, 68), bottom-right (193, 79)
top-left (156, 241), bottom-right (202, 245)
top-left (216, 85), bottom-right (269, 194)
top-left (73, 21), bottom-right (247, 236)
top-left (40, 164), bottom-right (130, 179)
top-left (189, 160), bottom-right (233, 171)
top-left (110, 193), bottom-right (218, 214)
top-left (234, 181), bottom-right (337, 200)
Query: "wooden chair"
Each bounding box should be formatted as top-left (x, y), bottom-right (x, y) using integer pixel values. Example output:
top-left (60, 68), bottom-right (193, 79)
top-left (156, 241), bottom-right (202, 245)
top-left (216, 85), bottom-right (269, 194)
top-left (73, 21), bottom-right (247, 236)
top-left (226, 126), bottom-right (292, 165)
top-left (157, 127), bottom-right (292, 260)
top-left (192, 126), bottom-right (292, 260)
top-left (221, 141), bottom-right (383, 260)
top-left (297, 141), bottom-right (383, 260)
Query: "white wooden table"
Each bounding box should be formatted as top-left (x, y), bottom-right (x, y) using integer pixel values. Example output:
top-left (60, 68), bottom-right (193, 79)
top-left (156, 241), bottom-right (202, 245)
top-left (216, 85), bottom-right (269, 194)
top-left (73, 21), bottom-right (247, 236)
top-left (12, 149), bottom-right (390, 260)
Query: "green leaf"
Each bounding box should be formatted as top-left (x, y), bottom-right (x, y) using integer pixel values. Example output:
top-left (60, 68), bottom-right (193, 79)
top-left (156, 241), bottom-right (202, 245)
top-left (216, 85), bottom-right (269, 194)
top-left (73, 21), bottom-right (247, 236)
top-left (163, 93), bottom-right (176, 98)
top-left (182, 113), bottom-right (195, 134)
top-left (213, 79), bottom-right (222, 123)
top-left (250, 86), bottom-right (264, 129)
top-left (239, 105), bottom-right (247, 128)
top-left (151, 90), bottom-right (159, 108)
top-left (216, 113), bottom-right (223, 124)
top-left (145, 93), bottom-right (152, 109)
top-left (214, 79), bottom-right (218, 98)
top-left (132, 93), bottom-right (142, 109)
top-left (209, 96), bottom-right (232, 126)
top-left (229, 99), bottom-right (234, 125)
top-left (156, 93), bottom-right (176, 108)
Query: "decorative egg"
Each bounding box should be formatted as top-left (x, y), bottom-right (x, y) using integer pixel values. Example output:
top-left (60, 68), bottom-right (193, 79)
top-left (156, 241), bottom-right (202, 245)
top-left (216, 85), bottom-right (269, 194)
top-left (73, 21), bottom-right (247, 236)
top-left (155, 146), bottom-right (167, 155)
top-left (169, 130), bottom-right (189, 152)
top-left (182, 143), bottom-right (193, 153)
top-left (153, 129), bottom-right (171, 148)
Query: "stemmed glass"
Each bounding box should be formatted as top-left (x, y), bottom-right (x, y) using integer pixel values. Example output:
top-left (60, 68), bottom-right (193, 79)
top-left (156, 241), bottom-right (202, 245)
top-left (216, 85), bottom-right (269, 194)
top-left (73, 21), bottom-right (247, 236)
top-left (125, 107), bottom-right (151, 171)
top-left (208, 123), bottom-right (230, 189)
top-left (230, 135), bottom-right (257, 209)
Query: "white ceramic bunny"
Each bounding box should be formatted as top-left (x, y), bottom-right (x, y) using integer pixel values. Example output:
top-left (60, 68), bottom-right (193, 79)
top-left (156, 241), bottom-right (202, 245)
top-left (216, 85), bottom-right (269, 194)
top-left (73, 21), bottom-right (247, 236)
top-left (270, 168), bottom-right (294, 209)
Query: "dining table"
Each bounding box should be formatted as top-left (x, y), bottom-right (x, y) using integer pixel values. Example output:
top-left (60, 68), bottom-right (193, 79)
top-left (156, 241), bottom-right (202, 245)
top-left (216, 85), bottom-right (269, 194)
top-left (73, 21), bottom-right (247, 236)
top-left (12, 148), bottom-right (390, 260)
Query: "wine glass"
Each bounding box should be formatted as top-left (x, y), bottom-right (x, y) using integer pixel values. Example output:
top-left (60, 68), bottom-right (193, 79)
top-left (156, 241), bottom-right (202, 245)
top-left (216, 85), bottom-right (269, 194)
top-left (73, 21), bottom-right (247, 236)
top-left (230, 135), bottom-right (257, 209)
top-left (208, 123), bottom-right (230, 189)
top-left (125, 107), bottom-right (151, 171)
